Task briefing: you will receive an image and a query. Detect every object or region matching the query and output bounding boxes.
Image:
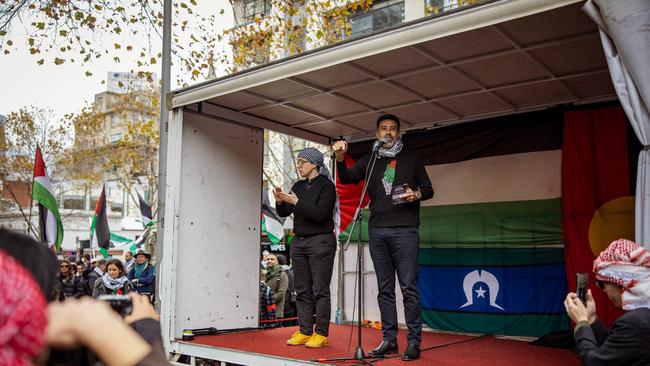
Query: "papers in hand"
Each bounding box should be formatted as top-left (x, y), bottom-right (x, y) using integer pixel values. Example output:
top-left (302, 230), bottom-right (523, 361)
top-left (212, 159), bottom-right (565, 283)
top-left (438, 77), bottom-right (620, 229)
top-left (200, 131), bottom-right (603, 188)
top-left (391, 184), bottom-right (410, 205)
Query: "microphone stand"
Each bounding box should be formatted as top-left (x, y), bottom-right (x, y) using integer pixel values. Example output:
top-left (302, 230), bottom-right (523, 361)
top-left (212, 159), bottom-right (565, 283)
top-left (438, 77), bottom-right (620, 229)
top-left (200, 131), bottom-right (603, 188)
top-left (316, 146), bottom-right (382, 365)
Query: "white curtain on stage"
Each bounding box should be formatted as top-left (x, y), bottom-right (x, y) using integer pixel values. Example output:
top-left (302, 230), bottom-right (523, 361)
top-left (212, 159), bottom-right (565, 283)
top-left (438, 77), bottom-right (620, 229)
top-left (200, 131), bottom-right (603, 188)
top-left (584, 0), bottom-right (650, 249)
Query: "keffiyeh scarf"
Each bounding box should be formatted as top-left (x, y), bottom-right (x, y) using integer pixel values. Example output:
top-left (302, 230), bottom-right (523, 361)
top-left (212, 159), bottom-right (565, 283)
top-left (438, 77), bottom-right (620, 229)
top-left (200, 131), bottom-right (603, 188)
top-left (101, 273), bottom-right (130, 291)
top-left (0, 250), bottom-right (46, 366)
top-left (372, 135), bottom-right (404, 195)
top-left (372, 134), bottom-right (403, 159)
top-left (265, 264), bottom-right (282, 282)
top-left (593, 238), bottom-right (650, 310)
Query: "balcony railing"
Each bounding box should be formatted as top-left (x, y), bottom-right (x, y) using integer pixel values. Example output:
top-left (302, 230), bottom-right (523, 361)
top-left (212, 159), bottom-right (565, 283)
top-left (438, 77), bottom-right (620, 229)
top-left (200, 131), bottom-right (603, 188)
top-left (350, 1), bottom-right (405, 38)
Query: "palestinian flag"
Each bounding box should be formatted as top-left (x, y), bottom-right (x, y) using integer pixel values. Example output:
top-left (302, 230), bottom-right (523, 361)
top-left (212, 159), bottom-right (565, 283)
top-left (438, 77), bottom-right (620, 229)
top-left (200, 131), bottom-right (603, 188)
top-left (110, 232), bottom-right (135, 247)
top-left (262, 190), bottom-right (285, 244)
top-left (91, 185), bottom-right (111, 258)
top-left (336, 154), bottom-right (370, 234)
top-left (340, 109), bottom-right (567, 337)
top-left (137, 191), bottom-right (154, 227)
top-left (32, 146), bottom-right (64, 251)
top-left (562, 106), bottom-right (638, 326)
top-left (130, 227), bottom-right (152, 252)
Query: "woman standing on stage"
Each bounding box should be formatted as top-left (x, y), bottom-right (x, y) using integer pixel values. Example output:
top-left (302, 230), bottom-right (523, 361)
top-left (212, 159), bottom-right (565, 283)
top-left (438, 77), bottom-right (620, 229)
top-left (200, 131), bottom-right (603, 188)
top-left (275, 147), bottom-right (339, 349)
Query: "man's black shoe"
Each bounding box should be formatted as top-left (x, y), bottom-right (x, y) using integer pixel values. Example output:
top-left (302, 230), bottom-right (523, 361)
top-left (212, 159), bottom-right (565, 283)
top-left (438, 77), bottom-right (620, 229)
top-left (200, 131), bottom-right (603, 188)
top-left (402, 343), bottom-right (420, 361)
top-left (368, 341), bottom-right (398, 356)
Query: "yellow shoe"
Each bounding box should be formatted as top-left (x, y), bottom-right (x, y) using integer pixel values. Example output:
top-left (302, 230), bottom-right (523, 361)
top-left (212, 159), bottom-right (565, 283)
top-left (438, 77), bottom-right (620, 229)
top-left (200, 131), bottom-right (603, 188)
top-left (305, 333), bottom-right (329, 348)
top-left (287, 331), bottom-right (313, 346)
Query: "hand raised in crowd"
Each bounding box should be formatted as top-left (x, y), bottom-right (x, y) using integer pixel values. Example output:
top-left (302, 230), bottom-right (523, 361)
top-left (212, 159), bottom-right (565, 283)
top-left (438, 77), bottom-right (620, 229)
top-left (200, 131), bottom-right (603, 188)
top-left (332, 140), bottom-right (348, 162)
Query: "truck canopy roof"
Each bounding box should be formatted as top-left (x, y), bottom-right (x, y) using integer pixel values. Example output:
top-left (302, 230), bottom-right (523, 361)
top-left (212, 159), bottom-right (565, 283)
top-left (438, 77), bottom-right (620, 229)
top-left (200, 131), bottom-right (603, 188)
top-left (171, 0), bottom-right (614, 144)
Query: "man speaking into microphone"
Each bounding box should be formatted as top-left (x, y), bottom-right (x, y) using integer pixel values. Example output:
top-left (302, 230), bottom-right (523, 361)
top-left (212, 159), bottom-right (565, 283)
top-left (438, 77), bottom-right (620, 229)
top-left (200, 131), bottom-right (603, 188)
top-left (333, 114), bottom-right (433, 361)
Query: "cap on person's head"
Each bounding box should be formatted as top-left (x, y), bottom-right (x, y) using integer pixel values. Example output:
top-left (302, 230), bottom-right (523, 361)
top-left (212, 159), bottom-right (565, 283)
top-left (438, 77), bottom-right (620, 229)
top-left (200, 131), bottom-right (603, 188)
top-left (376, 114), bottom-right (401, 129)
top-left (593, 238), bottom-right (650, 310)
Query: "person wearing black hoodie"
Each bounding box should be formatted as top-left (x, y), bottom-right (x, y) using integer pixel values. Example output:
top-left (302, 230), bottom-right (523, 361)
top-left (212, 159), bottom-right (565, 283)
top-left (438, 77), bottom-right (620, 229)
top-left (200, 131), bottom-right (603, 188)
top-left (334, 114), bottom-right (433, 361)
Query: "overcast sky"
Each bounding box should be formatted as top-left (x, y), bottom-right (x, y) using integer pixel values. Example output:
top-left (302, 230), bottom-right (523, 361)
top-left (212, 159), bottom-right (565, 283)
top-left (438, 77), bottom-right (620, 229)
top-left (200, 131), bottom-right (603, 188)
top-left (0, 0), bottom-right (232, 119)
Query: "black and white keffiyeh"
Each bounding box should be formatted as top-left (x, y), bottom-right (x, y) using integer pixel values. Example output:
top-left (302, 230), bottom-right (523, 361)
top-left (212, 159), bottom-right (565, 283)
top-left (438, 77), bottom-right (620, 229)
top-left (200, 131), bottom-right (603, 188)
top-left (101, 273), bottom-right (130, 291)
top-left (372, 134), bottom-right (404, 159)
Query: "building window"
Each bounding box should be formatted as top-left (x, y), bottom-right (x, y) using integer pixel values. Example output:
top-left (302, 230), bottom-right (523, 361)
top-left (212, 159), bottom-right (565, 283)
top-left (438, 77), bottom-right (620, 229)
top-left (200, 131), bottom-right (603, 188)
top-left (350, 0), bottom-right (404, 38)
top-left (111, 114), bottom-right (121, 127)
top-left (425, 0), bottom-right (485, 16)
top-left (63, 195), bottom-right (85, 210)
top-left (110, 132), bottom-right (123, 144)
top-left (240, 0), bottom-right (271, 24)
top-left (110, 201), bottom-right (123, 214)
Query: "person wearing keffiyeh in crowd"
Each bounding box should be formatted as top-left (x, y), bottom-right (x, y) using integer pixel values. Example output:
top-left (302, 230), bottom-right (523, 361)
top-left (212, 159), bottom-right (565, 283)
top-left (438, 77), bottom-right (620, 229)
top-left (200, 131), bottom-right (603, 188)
top-left (0, 228), bottom-right (170, 366)
top-left (334, 114), bottom-right (433, 361)
top-left (0, 249), bottom-right (48, 366)
top-left (92, 258), bottom-right (133, 298)
top-left (264, 253), bottom-right (288, 318)
top-left (275, 147), bottom-right (338, 348)
top-left (259, 269), bottom-right (277, 324)
top-left (564, 238), bottom-right (650, 366)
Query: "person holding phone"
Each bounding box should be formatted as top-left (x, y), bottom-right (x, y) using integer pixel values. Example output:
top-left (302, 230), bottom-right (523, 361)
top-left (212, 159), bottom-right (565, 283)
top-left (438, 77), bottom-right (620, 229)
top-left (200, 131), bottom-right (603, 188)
top-left (333, 114), bottom-right (433, 361)
top-left (0, 228), bottom-right (169, 366)
top-left (564, 238), bottom-right (650, 365)
top-left (275, 147), bottom-right (338, 348)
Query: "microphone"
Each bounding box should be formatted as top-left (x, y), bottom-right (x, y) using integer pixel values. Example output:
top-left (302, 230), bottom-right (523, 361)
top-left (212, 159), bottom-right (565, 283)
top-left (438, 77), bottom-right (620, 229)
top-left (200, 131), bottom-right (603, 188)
top-left (373, 137), bottom-right (390, 152)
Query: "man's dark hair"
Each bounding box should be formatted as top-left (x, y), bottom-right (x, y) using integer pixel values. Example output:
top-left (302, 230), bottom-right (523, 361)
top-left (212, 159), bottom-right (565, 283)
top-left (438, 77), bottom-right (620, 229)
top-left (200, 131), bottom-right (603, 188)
top-left (276, 254), bottom-right (288, 266)
top-left (0, 228), bottom-right (58, 300)
top-left (376, 114), bottom-right (401, 130)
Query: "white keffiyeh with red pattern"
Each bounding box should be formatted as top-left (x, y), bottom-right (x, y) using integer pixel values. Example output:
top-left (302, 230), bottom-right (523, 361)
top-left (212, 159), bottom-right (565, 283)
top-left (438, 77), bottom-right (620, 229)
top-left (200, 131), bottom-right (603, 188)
top-left (593, 238), bottom-right (650, 310)
top-left (0, 250), bottom-right (47, 366)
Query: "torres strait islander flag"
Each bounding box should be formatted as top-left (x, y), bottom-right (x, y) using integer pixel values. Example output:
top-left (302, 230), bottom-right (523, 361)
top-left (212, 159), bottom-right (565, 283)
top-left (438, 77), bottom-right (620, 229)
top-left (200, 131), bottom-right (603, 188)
top-left (339, 109), bottom-right (569, 336)
top-left (32, 146), bottom-right (64, 251)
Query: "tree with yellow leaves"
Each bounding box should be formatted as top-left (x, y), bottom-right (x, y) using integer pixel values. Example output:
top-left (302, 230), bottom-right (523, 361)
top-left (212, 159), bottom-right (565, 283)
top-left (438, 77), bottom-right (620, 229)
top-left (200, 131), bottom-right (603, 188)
top-left (0, 0), bottom-right (376, 84)
top-left (0, 106), bottom-right (72, 232)
top-left (64, 87), bottom-right (160, 217)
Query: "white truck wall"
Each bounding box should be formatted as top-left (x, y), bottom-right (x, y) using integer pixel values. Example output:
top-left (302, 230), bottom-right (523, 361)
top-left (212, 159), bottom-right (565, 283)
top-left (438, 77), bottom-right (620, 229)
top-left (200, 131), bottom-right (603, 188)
top-left (341, 243), bottom-right (405, 325)
top-left (164, 110), bottom-right (263, 339)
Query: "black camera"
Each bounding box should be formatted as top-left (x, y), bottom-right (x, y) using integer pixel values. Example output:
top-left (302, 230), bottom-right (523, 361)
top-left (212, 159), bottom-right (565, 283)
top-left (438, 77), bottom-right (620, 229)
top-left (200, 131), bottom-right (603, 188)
top-left (97, 294), bottom-right (133, 317)
top-left (576, 273), bottom-right (589, 305)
